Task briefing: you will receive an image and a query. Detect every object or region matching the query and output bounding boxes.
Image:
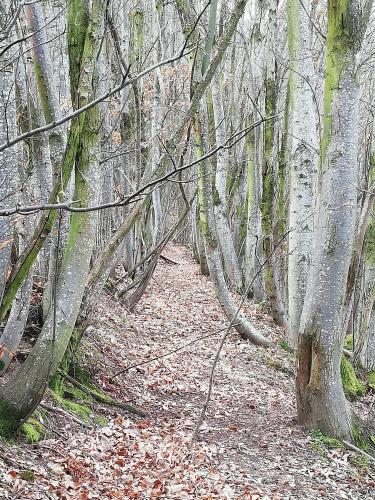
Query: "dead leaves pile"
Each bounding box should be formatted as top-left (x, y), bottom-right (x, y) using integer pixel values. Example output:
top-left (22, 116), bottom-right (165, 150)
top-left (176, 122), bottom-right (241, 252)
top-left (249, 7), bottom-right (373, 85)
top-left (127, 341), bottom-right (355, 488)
top-left (1, 416), bottom-right (256, 498)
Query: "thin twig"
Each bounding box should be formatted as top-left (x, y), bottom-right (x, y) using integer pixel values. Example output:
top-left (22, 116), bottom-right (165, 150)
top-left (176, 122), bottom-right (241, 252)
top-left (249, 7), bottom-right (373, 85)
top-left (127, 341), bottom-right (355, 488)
top-left (110, 324), bottom-right (240, 381)
top-left (0, 116), bottom-right (274, 217)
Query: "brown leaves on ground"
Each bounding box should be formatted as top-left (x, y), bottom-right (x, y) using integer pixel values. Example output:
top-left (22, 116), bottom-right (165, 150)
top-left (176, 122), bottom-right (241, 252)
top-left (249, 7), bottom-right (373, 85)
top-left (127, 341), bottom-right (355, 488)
top-left (0, 245), bottom-right (374, 499)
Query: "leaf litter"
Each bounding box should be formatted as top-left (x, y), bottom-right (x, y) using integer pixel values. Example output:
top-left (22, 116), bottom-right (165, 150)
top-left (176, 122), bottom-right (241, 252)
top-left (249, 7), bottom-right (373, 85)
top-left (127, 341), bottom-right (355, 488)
top-left (0, 245), bottom-right (374, 499)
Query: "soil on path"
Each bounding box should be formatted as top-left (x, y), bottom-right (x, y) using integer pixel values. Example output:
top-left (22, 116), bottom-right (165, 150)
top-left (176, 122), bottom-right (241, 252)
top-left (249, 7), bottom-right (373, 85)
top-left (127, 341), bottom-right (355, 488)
top-left (1, 245), bottom-right (374, 499)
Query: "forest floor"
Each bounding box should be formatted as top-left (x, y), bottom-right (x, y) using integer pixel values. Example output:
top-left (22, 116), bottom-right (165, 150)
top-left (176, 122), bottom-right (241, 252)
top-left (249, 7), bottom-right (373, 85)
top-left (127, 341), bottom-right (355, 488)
top-left (1, 244), bottom-right (375, 499)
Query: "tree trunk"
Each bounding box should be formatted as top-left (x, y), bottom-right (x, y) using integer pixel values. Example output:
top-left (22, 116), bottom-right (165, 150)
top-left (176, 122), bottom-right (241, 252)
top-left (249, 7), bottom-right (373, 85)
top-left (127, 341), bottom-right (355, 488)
top-left (0, 0), bottom-right (103, 435)
top-left (286, 0), bottom-right (317, 347)
top-left (212, 74), bottom-right (243, 291)
top-left (296, 0), bottom-right (372, 441)
top-left (261, 0), bottom-right (286, 327)
top-left (196, 110), bottom-right (272, 347)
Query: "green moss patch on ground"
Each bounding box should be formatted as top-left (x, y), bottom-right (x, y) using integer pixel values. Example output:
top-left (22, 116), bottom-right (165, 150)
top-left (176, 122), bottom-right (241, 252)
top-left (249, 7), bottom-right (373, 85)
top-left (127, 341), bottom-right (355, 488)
top-left (20, 417), bottom-right (44, 444)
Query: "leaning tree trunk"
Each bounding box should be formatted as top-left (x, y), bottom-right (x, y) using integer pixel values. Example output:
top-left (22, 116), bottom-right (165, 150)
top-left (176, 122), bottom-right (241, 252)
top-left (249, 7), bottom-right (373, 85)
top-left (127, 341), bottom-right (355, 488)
top-left (0, 5), bottom-right (92, 322)
top-left (0, 0), bottom-right (102, 435)
top-left (196, 109), bottom-right (272, 348)
top-left (24, 0), bottom-right (67, 319)
top-left (296, 0), bottom-right (373, 442)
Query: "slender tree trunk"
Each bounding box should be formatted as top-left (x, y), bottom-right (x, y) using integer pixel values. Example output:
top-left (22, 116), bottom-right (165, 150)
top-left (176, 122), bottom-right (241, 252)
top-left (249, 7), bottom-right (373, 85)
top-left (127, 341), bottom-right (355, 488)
top-left (196, 109), bottom-right (272, 347)
top-left (0, 3), bottom-right (17, 306)
top-left (286, 0), bottom-right (317, 347)
top-left (212, 74), bottom-right (243, 290)
top-left (261, 0), bottom-right (286, 327)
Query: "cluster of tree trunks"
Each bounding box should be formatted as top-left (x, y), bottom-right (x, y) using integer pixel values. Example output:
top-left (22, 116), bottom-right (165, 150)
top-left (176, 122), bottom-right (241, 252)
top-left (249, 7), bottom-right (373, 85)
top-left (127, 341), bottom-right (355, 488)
top-left (0, 0), bottom-right (374, 448)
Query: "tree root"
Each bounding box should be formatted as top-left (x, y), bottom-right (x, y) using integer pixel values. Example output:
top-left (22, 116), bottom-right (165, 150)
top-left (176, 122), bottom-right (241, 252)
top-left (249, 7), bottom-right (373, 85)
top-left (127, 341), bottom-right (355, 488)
top-left (40, 401), bottom-right (93, 429)
top-left (343, 440), bottom-right (375, 463)
top-left (58, 370), bottom-right (147, 417)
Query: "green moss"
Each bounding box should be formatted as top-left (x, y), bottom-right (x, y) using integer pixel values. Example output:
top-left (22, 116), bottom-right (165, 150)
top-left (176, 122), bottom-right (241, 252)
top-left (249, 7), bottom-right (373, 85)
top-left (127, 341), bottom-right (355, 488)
top-left (20, 418), bottom-right (44, 444)
top-left (50, 327), bottom-right (83, 395)
top-left (63, 384), bottom-right (92, 402)
top-left (321, 0), bottom-right (355, 171)
top-left (53, 394), bottom-right (91, 421)
top-left (352, 425), bottom-right (370, 452)
top-left (310, 440), bottom-right (326, 456)
top-left (20, 470), bottom-right (35, 482)
top-left (344, 335), bottom-right (354, 350)
top-left (311, 429), bottom-right (343, 450)
top-left (280, 340), bottom-right (294, 353)
top-left (341, 356), bottom-right (365, 400)
top-left (67, 0), bottom-right (90, 104)
top-left (238, 205), bottom-right (248, 246)
top-left (70, 364), bottom-right (96, 389)
top-left (349, 454), bottom-right (369, 470)
top-left (94, 415), bottom-right (109, 426)
top-left (0, 400), bottom-right (23, 439)
top-left (368, 372), bottom-right (375, 390)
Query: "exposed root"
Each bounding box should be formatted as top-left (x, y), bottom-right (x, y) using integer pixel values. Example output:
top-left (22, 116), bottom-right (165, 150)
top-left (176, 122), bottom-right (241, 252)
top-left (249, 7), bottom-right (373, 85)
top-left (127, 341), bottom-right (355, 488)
top-left (40, 402), bottom-right (93, 429)
top-left (59, 371), bottom-right (147, 417)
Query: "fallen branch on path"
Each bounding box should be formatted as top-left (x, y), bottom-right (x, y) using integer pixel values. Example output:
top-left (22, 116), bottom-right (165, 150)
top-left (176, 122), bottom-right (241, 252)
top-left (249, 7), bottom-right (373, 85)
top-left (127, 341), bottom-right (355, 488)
top-left (160, 254), bottom-right (179, 265)
top-left (343, 440), bottom-right (375, 463)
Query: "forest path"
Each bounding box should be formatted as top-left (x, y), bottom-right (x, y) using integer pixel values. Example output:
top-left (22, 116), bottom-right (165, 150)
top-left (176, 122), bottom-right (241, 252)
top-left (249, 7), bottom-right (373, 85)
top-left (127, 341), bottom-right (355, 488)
top-left (1, 245), bottom-right (375, 499)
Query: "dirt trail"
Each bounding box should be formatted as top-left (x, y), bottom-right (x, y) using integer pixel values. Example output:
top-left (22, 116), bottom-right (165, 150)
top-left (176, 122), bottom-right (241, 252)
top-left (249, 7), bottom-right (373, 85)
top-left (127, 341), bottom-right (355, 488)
top-left (1, 245), bottom-right (374, 499)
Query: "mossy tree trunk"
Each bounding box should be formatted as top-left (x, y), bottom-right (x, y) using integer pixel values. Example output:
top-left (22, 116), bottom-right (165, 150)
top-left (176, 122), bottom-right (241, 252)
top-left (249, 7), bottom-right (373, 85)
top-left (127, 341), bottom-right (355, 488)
top-left (0, 0), bottom-right (103, 435)
top-left (296, 0), bottom-right (373, 441)
top-left (24, 1), bottom-right (67, 320)
top-left (211, 74), bottom-right (243, 291)
top-left (260, 0), bottom-right (286, 327)
top-left (0, 0), bottom-right (95, 323)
